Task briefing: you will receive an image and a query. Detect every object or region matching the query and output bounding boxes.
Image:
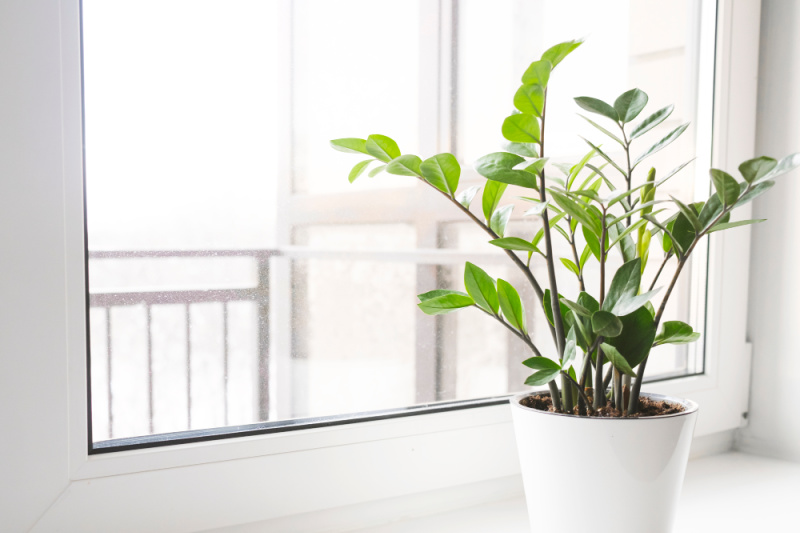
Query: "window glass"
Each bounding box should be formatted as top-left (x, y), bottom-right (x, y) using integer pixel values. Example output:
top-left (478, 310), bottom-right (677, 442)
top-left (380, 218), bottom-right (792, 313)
top-left (84, 0), bottom-right (710, 446)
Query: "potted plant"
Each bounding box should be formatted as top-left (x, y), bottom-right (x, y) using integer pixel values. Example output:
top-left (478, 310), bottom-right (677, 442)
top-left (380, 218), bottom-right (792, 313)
top-left (331, 39), bottom-right (799, 533)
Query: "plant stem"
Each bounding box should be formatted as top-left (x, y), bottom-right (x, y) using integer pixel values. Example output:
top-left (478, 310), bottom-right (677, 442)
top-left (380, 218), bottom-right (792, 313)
top-left (593, 347), bottom-right (605, 410)
top-left (648, 252), bottom-right (673, 292)
top-left (613, 368), bottom-right (622, 414)
top-left (561, 370), bottom-right (594, 415)
top-left (568, 225), bottom-right (586, 291)
top-left (620, 126), bottom-right (633, 227)
top-left (538, 91), bottom-right (567, 359)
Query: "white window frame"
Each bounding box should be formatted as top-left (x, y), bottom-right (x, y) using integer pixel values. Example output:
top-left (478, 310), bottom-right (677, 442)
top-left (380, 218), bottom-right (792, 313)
top-left (0, 1), bottom-right (762, 531)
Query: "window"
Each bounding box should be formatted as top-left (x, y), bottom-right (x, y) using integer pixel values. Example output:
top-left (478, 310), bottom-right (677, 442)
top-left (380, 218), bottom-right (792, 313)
top-left (3, 0), bottom-right (761, 530)
top-left (84, 0), bottom-right (714, 449)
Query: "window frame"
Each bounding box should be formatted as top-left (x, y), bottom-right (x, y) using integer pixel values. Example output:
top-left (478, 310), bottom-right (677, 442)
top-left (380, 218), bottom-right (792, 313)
top-left (2, 0), bottom-right (762, 530)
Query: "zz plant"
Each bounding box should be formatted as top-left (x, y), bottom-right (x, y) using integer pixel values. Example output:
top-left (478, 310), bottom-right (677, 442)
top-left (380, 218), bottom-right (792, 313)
top-left (331, 39), bottom-right (799, 416)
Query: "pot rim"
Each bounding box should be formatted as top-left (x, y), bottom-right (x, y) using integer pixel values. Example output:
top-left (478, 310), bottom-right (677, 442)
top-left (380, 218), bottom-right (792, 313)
top-left (511, 390), bottom-right (699, 420)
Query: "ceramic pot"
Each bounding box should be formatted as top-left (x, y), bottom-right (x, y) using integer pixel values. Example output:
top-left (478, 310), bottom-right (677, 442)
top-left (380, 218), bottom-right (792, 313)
top-left (510, 391), bottom-right (699, 533)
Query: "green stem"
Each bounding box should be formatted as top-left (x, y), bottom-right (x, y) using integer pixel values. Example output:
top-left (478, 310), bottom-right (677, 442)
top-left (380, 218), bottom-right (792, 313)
top-left (561, 370), bottom-right (594, 415)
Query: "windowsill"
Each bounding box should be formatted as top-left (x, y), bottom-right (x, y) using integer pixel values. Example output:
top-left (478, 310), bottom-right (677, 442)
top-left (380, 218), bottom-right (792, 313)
top-left (346, 452), bottom-right (800, 533)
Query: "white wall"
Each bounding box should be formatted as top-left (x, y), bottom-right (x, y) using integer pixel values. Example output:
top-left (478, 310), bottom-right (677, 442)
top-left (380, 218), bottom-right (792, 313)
top-left (740, 0), bottom-right (800, 462)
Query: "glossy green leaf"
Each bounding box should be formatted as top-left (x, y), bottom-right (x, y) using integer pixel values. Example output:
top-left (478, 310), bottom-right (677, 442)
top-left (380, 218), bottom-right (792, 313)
top-left (602, 258), bottom-right (641, 314)
top-left (348, 159), bottom-right (374, 183)
top-left (608, 219), bottom-right (648, 250)
top-left (386, 154), bottom-right (422, 177)
top-left (474, 152), bottom-right (539, 189)
top-left (654, 321), bottom-right (701, 346)
top-left (737, 180), bottom-right (775, 206)
top-left (514, 84), bottom-right (545, 116)
top-left (566, 149), bottom-right (597, 189)
top-left (456, 185), bottom-right (481, 209)
top-left (365, 134), bottom-right (401, 162)
top-left (580, 244), bottom-right (592, 270)
top-left (464, 262), bottom-right (499, 314)
top-left (707, 218), bottom-right (765, 233)
top-left (560, 297), bottom-right (591, 318)
top-left (523, 200), bottom-right (548, 217)
top-left (757, 152), bottom-right (800, 183)
top-left (670, 211), bottom-right (697, 254)
top-left (630, 104), bottom-right (674, 140)
top-left (368, 164), bottom-right (386, 177)
top-left (738, 156), bottom-right (777, 183)
top-left (420, 153), bottom-right (460, 194)
top-left (525, 369), bottom-right (561, 387)
top-left (522, 356), bottom-right (561, 372)
top-left (605, 306), bottom-right (656, 368)
top-left (521, 59), bottom-right (552, 86)
top-left (600, 343), bottom-right (636, 377)
top-left (498, 279), bottom-right (526, 333)
top-left (671, 196), bottom-right (702, 232)
top-left (331, 137), bottom-right (369, 155)
top-left (490, 205), bottom-right (514, 237)
top-left (482, 181), bottom-right (508, 220)
top-left (502, 114), bottom-right (541, 143)
top-left (608, 221), bottom-right (637, 262)
top-left (709, 169), bottom-right (740, 207)
top-left (560, 257), bottom-right (580, 277)
top-left (611, 287), bottom-right (661, 317)
top-left (417, 289), bottom-right (468, 302)
top-left (614, 88), bottom-right (648, 123)
top-left (489, 237), bottom-right (540, 253)
top-left (582, 138), bottom-right (626, 177)
top-left (583, 225), bottom-right (602, 260)
top-left (591, 310), bottom-right (623, 337)
top-left (563, 327), bottom-right (578, 367)
top-left (541, 39), bottom-right (583, 68)
top-left (503, 142), bottom-right (539, 158)
top-left (549, 189), bottom-right (602, 236)
top-left (656, 159), bottom-right (694, 188)
top-left (579, 115), bottom-right (624, 147)
top-left (633, 123), bottom-right (689, 168)
top-left (574, 96), bottom-right (619, 122)
top-left (417, 292), bottom-right (474, 315)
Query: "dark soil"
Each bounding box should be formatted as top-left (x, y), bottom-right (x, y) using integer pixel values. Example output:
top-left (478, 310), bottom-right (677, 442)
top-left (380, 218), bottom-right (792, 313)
top-left (519, 393), bottom-right (684, 418)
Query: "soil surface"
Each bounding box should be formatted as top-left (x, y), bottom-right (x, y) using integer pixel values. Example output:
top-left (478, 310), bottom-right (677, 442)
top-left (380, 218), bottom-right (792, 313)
top-left (519, 394), bottom-right (684, 418)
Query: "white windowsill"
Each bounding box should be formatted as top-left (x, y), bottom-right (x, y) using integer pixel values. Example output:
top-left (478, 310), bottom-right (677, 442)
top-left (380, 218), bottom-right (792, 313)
top-left (346, 452), bottom-right (799, 533)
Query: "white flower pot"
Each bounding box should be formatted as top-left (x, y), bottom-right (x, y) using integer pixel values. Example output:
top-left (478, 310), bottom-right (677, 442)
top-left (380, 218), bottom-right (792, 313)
top-left (510, 391), bottom-right (699, 533)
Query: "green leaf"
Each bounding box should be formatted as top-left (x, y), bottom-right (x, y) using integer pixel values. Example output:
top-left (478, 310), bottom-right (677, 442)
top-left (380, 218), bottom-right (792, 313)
top-left (525, 369), bottom-right (561, 387)
top-left (417, 289), bottom-right (468, 302)
top-left (605, 307), bottom-right (656, 368)
top-left (633, 123), bottom-right (690, 168)
top-left (737, 180), bottom-right (775, 206)
top-left (603, 258), bottom-right (641, 314)
top-left (630, 104), bottom-right (674, 140)
top-left (489, 237), bottom-right (540, 253)
top-left (521, 59), bottom-right (552, 86)
top-left (560, 297), bottom-right (591, 318)
top-left (654, 321), bottom-right (701, 345)
top-left (707, 219), bottom-right (765, 233)
top-left (574, 96), bottom-right (619, 122)
top-left (348, 159), bottom-right (374, 183)
top-left (549, 189), bottom-right (602, 236)
top-left (456, 185), bottom-right (481, 209)
top-left (600, 343), bottom-right (636, 377)
top-left (566, 149), bottom-right (598, 190)
top-left (607, 199), bottom-right (665, 226)
top-left (464, 262), bottom-right (499, 314)
top-left (671, 196), bottom-right (702, 232)
top-left (523, 200), bottom-right (548, 217)
top-left (543, 289), bottom-right (570, 329)
top-left (578, 292), bottom-right (600, 313)
top-left (583, 225), bottom-right (602, 260)
top-left (368, 164), bottom-right (387, 177)
top-left (579, 115), bottom-right (625, 147)
top-left (490, 205), bottom-right (514, 237)
top-left (582, 138), bottom-right (626, 177)
top-left (610, 287), bottom-right (661, 317)
top-left (420, 153), bottom-right (460, 194)
top-left (474, 152), bottom-right (539, 189)
top-left (758, 152), bottom-right (800, 183)
top-left (709, 169), bottom-right (740, 207)
top-left (498, 279), bottom-right (526, 333)
top-left (386, 154), bottom-right (422, 177)
top-left (563, 328), bottom-right (578, 368)
top-left (738, 156), bottom-right (777, 183)
top-left (656, 159), bottom-right (694, 188)
top-left (482, 180), bottom-right (508, 220)
top-left (591, 310), bottom-right (623, 337)
top-left (614, 88), bottom-right (648, 123)
top-left (608, 222), bottom-right (637, 262)
top-left (522, 157), bottom-right (548, 175)
top-left (502, 114), bottom-right (541, 143)
top-left (331, 137), bottom-right (369, 155)
top-left (522, 356), bottom-right (561, 371)
top-left (560, 257), bottom-right (580, 277)
top-left (541, 39), bottom-right (583, 68)
top-left (670, 211), bottom-right (697, 254)
top-left (608, 219), bottom-right (648, 250)
top-left (503, 142), bottom-right (539, 158)
top-left (514, 84), bottom-right (545, 116)
top-left (417, 292), bottom-right (474, 315)
top-left (365, 134), bottom-right (401, 162)
top-left (579, 244), bottom-right (592, 270)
